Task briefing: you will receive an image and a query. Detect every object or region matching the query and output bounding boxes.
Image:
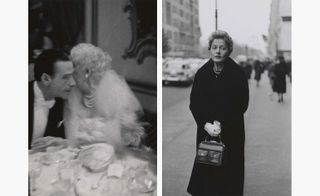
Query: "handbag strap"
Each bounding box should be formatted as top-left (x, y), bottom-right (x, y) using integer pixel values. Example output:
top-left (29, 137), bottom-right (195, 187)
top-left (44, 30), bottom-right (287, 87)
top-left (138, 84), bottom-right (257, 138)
top-left (205, 134), bottom-right (222, 143)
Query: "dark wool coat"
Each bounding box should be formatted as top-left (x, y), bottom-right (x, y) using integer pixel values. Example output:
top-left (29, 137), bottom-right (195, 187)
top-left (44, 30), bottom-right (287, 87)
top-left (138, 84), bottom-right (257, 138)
top-left (273, 62), bottom-right (287, 93)
top-left (187, 58), bottom-right (249, 196)
top-left (29, 81), bottom-right (65, 149)
top-left (254, 61), bottom-right (263, 81)
top-left (244, 63), bottom-right (252, 80)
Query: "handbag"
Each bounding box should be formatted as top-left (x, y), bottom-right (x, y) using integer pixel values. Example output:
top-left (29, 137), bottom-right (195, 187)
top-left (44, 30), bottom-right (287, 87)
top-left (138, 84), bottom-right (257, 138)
top-left (196, 135), bottom-right (225, 166)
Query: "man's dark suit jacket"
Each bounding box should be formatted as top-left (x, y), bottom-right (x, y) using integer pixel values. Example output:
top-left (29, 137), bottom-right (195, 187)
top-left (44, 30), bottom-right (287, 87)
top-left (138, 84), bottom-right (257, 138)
top-left (28, 81), bottom-right (65, 149)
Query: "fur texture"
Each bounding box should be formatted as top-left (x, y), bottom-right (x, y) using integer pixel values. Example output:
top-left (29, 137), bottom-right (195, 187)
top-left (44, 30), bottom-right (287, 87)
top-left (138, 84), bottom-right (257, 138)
top-left (64, 44), bottom-right (145, 150)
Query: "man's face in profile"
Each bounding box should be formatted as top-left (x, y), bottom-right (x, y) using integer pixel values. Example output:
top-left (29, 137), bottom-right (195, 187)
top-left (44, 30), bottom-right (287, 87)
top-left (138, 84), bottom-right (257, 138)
top-left (49, 60), bottom-right (76, 99)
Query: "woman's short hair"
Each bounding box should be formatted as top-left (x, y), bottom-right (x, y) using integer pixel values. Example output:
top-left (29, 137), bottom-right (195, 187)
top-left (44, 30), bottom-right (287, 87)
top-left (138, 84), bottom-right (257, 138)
top-left (70, 43), bottom-right (112, 74)
top-left (208, 30), bottom-right (233, 54)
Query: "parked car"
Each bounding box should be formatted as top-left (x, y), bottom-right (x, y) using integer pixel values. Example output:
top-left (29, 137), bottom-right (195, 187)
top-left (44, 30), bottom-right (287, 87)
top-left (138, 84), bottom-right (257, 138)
top-left (162, 60), bottom-right (194, 85)
top-left (187, 58), bottom-right (208, 74)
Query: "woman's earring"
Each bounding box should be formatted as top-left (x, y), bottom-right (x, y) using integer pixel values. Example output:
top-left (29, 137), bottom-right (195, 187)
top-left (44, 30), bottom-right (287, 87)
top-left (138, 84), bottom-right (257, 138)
top-left (85, 69), bottom-right (90, 78)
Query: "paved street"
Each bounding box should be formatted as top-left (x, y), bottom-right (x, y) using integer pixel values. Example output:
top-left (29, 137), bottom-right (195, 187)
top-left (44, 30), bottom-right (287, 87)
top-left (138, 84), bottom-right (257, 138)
top-left (162, 73), bottom-right (291, 196)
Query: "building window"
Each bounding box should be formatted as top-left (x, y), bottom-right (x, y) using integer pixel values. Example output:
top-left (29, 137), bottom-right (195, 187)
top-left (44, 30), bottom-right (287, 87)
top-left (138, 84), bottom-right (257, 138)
top-left (194, 18), bottom-right (198, 25)
top-left (166, 2), bottom-right (171, 25)
top-left (173, 18), bottom-right (178, 26)
top-left (190, 36), bottom-right (194, 45)
top-left (180, 32), bottom-right (185, 44)
top-left (167, 30), bottom-right (172, 38)
top-left (185, 2), bottom-right (189, 9)
top-left (173, 5), bottom-right (177, 14)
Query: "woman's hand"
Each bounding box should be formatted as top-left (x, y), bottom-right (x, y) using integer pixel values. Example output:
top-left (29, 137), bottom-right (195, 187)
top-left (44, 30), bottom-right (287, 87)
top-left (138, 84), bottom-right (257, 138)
top-left (204, 121), bottom-right (221, 137)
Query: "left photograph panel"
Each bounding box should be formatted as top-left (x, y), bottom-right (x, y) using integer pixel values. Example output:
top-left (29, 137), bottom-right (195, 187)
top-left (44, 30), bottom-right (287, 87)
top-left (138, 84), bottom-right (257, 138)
top-left (28, 0), bottom-right (157, 195)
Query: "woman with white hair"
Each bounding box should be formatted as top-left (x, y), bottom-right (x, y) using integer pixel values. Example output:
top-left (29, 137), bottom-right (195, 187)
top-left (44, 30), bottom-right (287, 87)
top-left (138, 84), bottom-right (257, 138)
top-left (64, 43), bottom-right (145, 150)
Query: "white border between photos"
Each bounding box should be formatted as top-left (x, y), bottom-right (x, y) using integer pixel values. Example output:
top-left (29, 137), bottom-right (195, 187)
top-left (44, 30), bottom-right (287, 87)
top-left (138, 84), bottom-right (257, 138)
top-left (0, 1), bottom-right (28, 195)
top-left (157, 0), bottom-right (163, 195)
top-left (292, 0), bottom-right (320, 195)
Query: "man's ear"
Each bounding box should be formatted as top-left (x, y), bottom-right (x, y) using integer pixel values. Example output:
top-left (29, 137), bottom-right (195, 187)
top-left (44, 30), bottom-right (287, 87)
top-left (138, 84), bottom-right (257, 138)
top-left (41, 73), bottom-right (52, 86)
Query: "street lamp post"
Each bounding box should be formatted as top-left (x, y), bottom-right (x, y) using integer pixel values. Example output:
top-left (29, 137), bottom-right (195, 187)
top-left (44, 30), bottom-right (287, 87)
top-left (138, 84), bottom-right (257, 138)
top-left (215, 0), bottom-right (218, 30)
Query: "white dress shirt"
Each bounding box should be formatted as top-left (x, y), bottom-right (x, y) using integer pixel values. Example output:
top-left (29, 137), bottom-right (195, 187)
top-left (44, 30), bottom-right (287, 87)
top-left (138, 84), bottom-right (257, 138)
top-left (32, 82), bottom-right (56, 142)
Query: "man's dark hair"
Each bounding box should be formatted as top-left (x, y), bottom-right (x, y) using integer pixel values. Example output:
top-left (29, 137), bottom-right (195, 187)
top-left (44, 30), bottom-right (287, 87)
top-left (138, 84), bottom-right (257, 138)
top-left (34, 49), bottom-right (70, 81)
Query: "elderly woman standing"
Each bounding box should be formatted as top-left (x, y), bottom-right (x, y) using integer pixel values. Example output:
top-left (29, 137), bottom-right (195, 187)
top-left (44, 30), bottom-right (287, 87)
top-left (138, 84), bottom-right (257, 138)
top-left (64, 43), bottom-right (145, 150)
top-left (187, 30), bottom-right (249, 196)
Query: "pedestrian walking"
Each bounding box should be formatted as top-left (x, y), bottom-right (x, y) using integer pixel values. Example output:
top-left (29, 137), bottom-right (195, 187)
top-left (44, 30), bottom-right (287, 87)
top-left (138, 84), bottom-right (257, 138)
top-left (187, 30), bottom-right (249, 196)
top-left (239, 61), bottom-right (247, 79)
top-left (267, 62), bottom-right (276, 99)
top-left (286, 60), bottom-right (291, 84)
top-left (273, 56), bottom-right (288, 102)
top-left (254, 60), bottom-right (263, 87)
top-left (244, 61), bottom-right (252, 81)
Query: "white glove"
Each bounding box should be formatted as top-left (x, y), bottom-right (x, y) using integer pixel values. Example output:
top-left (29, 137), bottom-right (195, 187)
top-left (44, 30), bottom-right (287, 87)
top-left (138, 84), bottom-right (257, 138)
top-left (204, 121), bottom-right (221, 137)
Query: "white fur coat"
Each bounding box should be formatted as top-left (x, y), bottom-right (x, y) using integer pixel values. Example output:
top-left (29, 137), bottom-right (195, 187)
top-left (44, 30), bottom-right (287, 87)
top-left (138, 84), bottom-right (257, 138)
top-left (64, 70), bottom-right (144, 148)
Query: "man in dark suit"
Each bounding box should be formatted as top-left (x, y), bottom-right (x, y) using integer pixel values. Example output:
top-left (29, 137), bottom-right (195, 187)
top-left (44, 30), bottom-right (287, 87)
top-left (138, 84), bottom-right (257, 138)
top-left (29, 49), bottom-right (75, 149)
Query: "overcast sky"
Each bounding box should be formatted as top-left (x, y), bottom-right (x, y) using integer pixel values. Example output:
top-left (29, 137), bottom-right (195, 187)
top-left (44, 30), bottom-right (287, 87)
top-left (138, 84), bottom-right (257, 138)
top-left (199, 0), bottom-right (272, 53)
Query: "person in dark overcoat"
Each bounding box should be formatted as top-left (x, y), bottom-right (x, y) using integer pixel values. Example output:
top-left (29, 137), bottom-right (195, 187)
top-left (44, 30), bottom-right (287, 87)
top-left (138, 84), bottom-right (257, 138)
top-left (187, 30), bottom-right (249, 196)
top-left (244, 61), bottom-right (252, 81)
top-left (286, 60), bottom-right (291, 83)
top-left (267, 63), bottom-right (276, 98)
top-left (254, 60), bottom-right (263, 86)
top-left (273, 56), bottom-right (288, 102)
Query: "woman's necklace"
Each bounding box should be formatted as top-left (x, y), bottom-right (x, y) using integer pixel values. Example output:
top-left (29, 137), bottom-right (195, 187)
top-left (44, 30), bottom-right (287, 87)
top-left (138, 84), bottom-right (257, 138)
top-left (213, 63), bottom-right (224, 76)
top-left (83, 90), bottom-right (96, 108)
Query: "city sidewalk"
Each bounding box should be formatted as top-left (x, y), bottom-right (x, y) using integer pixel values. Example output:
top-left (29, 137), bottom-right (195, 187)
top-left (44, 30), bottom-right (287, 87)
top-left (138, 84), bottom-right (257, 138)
top-left (244, 73), bottom-right (291, 196)
top-left (162, 72), bottom-right (291, 196)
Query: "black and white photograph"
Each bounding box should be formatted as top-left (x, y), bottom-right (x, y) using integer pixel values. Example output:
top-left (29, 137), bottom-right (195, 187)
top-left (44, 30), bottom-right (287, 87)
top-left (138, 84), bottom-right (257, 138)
top-left (162, 0), bottom-right (291, 195)
top-left (2, 0), bottom-right (320, 196)
top-left (28, 0), bottom-right (157, 195)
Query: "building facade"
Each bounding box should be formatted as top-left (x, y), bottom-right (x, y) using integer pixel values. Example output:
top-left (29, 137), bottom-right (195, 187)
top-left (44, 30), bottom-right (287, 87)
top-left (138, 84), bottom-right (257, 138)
top-left (268, 0), bottom-right (291, 60)
top-left (163, 0), bottom-right (201, 57)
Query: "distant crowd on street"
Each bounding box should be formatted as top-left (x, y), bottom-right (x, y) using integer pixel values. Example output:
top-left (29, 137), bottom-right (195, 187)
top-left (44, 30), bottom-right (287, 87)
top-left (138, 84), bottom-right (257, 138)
top-left (239, 55), bottom-right (291, 103)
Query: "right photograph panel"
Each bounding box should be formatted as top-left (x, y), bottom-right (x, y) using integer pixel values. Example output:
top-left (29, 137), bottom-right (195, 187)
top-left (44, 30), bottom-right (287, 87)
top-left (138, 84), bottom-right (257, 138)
top-left (162, 0), bottom-right (291, 195)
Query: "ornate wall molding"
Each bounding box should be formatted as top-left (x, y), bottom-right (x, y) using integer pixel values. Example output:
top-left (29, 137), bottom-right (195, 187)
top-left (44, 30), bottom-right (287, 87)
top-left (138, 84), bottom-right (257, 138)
top-left (123, 0), bottom-right (157, 64)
